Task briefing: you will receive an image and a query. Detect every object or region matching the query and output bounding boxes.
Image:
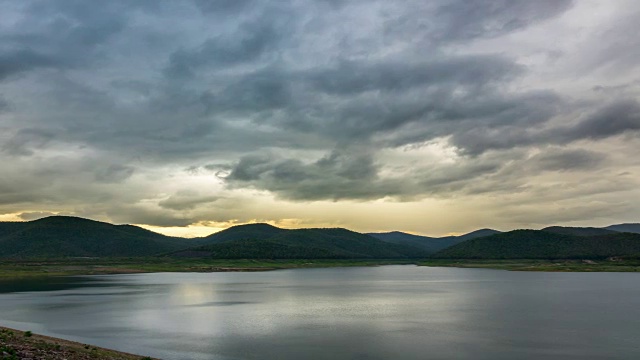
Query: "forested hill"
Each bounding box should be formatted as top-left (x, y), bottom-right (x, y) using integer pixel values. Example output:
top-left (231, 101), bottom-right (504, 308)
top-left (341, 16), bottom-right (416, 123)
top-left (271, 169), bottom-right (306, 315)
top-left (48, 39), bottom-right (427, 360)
top-left (433, 230), bottom-right (640, 259)
top-left (3, 216), bottom-right (640, 259)
top-left (0, 216), bottom-right (197, 258)
top-left (174, 224), bottom-right (429, 259)
top-left (541, 226), bottom-right (618, 236)
top-left (367, 229), bottom-right (500, 254)
top-left (604, 224), bottom-right (640, 234)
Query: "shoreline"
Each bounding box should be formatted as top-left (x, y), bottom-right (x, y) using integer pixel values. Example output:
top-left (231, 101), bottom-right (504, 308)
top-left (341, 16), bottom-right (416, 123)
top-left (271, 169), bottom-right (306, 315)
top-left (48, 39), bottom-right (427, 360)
top-left (0, 258), bottom-right (639, 281)
top-left (418, 259), bottom-right (640, 272)
top-left (0, 326), bottom-right (156, 360)
top-left (0, 259), bottom-right (415, 279)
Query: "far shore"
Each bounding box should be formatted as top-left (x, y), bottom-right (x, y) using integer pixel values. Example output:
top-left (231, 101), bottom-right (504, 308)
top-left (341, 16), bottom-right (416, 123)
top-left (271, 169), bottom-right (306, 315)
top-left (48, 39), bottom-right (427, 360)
top-left (1, 258), bottom-right (639, 280)
top-left (0, 258), bottom-right (415, 279)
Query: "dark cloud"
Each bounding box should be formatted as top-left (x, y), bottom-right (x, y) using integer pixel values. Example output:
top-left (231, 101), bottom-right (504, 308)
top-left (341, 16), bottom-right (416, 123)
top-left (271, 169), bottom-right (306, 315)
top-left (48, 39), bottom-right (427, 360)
top-left (0, 49), bottom-right (60, 81)
top-left (0, 1), bottom-right (142, 82)
top-left (563, 100), bottom-right (640, 141)
top-left (159, 193), bottom-right (220, 210)
top-left (431, 0), bottom-right (574, 42)
top-left (225, 148), bottom-right (516, 201)
top-left (592, 80), bottom-right (640, 95)
top-left (105, 206), bottom-right (194, 227)
top-left (164, 6), bottom-right (289, 80)
top-left (1, 128), bottom-right (55, 156)
top-left (193, 0), bottom-right (254, 14)
top-left (1, 0), bottom-right (639, 228)
top-left (305, 56), bottom-right (522, 95)
top-left (530, 149), bottom-right (607, 172)
top-left (383, 0), bottom-right (573, 47)
top-left (0, 0), bottom-right (581, 164)
top-left (165, 24), bottom-right (280, 78)
top-left (94, 164), bottom-right (135, 183)
top-left (213, 68), bottom-right (292, 112)
top-left (447, 100), bottom-right (640, 156)
top-left (226, 150), bottom-right (398, 201)
top-left (0, 95), bottom-right (10, 112)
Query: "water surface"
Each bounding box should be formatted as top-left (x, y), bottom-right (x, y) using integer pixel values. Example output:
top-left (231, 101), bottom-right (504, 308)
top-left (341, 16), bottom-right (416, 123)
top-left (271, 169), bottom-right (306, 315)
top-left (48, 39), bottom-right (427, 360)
top-left (0, 266), bottom-right (638, 359)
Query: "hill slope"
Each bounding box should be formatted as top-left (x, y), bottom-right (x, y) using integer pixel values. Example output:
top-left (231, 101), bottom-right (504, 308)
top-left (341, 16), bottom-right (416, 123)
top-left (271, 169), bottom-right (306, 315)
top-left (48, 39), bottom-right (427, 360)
top-left (541, 226), bottom-right (617, 236)
top-left (433, 230), bottom-right (640, 259)
top-left (0, 216), bottom-right (197, 258)
top-left (368, 228), bottom-right (500, 254)
top-left (176, 224), bottom-right (428, 259)
top-left (605, 223), bottom-right (640, 234)
top-left (199, 223), bottom-right (287, 244)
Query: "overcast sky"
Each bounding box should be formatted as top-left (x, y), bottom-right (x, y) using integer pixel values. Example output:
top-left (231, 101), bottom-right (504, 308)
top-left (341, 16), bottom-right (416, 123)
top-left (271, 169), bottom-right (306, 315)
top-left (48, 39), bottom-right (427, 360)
top-left (1, 0), bottom-right (640, 237)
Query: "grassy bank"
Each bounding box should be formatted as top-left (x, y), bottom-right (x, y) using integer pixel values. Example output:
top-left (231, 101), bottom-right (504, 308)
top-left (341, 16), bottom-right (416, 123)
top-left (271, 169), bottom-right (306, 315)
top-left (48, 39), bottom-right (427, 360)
top-left (0, 258), bottom-right (415, 279)
top-left (418, 259), bottom-right (640, 272)
top-left (2, 258), bottom-right (640, 280)
top-left (0, 327), bottom-right (155, 360)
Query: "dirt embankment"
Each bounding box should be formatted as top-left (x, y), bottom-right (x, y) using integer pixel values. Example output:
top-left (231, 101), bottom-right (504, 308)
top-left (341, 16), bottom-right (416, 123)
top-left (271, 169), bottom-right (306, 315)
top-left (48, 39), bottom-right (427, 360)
top-left (0, 327), bottom-right (157, 360)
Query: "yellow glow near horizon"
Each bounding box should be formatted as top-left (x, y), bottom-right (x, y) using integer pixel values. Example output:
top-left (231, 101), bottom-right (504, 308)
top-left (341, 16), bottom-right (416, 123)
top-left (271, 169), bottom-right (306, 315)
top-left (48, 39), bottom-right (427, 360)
top-left (0, 214), bottom-right (23, 222)
top-left (137, 224), bottom-right (224, 238)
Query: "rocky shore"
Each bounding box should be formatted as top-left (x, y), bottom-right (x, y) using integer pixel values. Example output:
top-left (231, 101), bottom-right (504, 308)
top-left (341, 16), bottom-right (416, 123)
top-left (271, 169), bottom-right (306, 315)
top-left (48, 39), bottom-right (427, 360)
top-left (0, 327), bottom-right (156, 360)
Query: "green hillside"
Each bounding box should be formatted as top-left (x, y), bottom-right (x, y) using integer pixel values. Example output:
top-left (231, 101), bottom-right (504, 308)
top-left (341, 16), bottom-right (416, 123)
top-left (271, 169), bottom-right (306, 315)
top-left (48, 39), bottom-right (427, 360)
top-left (5, 216), bottom-right (639, 260)
top-left (605, 223), bottom-right (640, 234)
top-left (176, 239), bottom-right (340, 259)
top-left (0, 216), bottom-right (197, 258)
top-left (541, 226), bottom-right (617, 236)
top-left (433, 230), bottom-right (640, 259)
top-left (176, 224), bottom-right (428, 259)
top-left (368, 228), bottom-right (500, 254)
top-left (200, 223), bottom-right (286, 244)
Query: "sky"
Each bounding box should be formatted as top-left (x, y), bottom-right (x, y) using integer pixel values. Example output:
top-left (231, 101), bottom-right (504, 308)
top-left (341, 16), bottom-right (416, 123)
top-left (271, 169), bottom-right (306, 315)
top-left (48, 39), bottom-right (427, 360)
top-left (1, 0), bottom-right (640, 237)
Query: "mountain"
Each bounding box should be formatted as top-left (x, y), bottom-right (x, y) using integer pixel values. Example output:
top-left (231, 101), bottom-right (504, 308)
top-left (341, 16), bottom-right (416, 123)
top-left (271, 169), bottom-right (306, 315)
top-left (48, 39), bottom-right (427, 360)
top-left (200, 223), bottom-right (287, 244)
top-left (6, 216), bottom-right (639, 260)
top-left (433, 230), bottom-right (640, 259)
top-left (0, 216), bottom-right (197, 258)
top-left (366, 232), bottom-right (439, 251)
top-left (368, 228), bottom-right (501, 254)
top-left (605, 223), bottom-right (640, 234)
top-left (454, 228), bottom-right (502, 241)
top-left (541, 226), bottom-right (617, 236)
top-left (174, 224), bottom-right (429, 259)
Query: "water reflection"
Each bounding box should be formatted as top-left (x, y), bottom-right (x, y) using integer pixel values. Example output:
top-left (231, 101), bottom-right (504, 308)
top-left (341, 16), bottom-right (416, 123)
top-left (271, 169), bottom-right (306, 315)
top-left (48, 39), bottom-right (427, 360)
top-left (0, 267), bottom-right (639, 359)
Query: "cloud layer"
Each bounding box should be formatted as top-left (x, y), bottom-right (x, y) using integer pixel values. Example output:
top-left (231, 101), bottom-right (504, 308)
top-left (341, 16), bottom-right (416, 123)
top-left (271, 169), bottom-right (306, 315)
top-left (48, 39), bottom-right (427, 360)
top-left (1, 0), bottom-right (640, 235)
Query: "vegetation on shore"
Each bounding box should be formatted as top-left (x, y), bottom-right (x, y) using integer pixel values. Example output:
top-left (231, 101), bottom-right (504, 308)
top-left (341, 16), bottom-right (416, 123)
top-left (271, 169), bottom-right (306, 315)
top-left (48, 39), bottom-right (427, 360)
top-left (0, 327), bottom-right (155, 360)
top-left (419, 259), bottom-right (640, 272)
top-left (0, 258), bottom-right (416, 279)
top-left (433, 230), bottom-right (640, 259)
top-left (3, 216), bottom-right (640, 277)
top-left (1, 257), bottom-right (640, 281)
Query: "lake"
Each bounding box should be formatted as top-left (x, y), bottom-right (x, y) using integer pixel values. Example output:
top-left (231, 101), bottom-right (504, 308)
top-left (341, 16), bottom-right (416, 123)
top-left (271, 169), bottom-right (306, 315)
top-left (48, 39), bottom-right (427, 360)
top-left (0, 266), bottom-right (639, 359)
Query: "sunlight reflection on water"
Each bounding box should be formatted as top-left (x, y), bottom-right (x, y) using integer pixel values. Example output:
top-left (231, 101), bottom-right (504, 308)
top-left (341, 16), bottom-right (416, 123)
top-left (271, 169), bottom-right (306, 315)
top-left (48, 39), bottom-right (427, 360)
top-left (1, 266), bottom-right (639, 359)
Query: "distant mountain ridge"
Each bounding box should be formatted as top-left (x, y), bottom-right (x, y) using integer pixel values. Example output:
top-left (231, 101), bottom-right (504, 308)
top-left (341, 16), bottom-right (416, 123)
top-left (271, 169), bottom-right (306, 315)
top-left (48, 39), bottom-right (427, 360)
top-left (367, 229), bottom-right (500, 254)
top-left (541, 226), bottom-right (617, 236)
top-left (433, 230), bottom-right (640, 259)
top-left (0, 216), bottom-right (200, 258)
top-left (200, 223), bottom-right (286, 243)
top-left (1, 216), bottom-right (639, 259)
top-left (604, 224), bottom-right (640, 234)
top-left (176, 224), bottom-right (429, 259)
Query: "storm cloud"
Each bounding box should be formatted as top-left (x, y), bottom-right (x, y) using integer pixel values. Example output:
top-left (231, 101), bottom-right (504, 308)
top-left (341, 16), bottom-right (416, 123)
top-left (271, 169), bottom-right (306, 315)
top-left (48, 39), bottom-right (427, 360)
top-left (1, 0), bottom-right (640, 234)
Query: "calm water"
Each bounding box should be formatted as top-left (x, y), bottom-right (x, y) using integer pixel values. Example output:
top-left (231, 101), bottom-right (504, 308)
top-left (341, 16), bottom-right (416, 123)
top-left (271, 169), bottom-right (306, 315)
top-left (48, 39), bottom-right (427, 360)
top-left (0, 266), bottom-right (639, 359)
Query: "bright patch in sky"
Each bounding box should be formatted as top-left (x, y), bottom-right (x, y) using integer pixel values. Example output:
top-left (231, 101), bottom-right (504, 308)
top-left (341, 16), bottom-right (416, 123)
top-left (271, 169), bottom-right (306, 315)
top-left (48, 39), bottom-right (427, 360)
top-left (1, 0), bottom-right (639, 236)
